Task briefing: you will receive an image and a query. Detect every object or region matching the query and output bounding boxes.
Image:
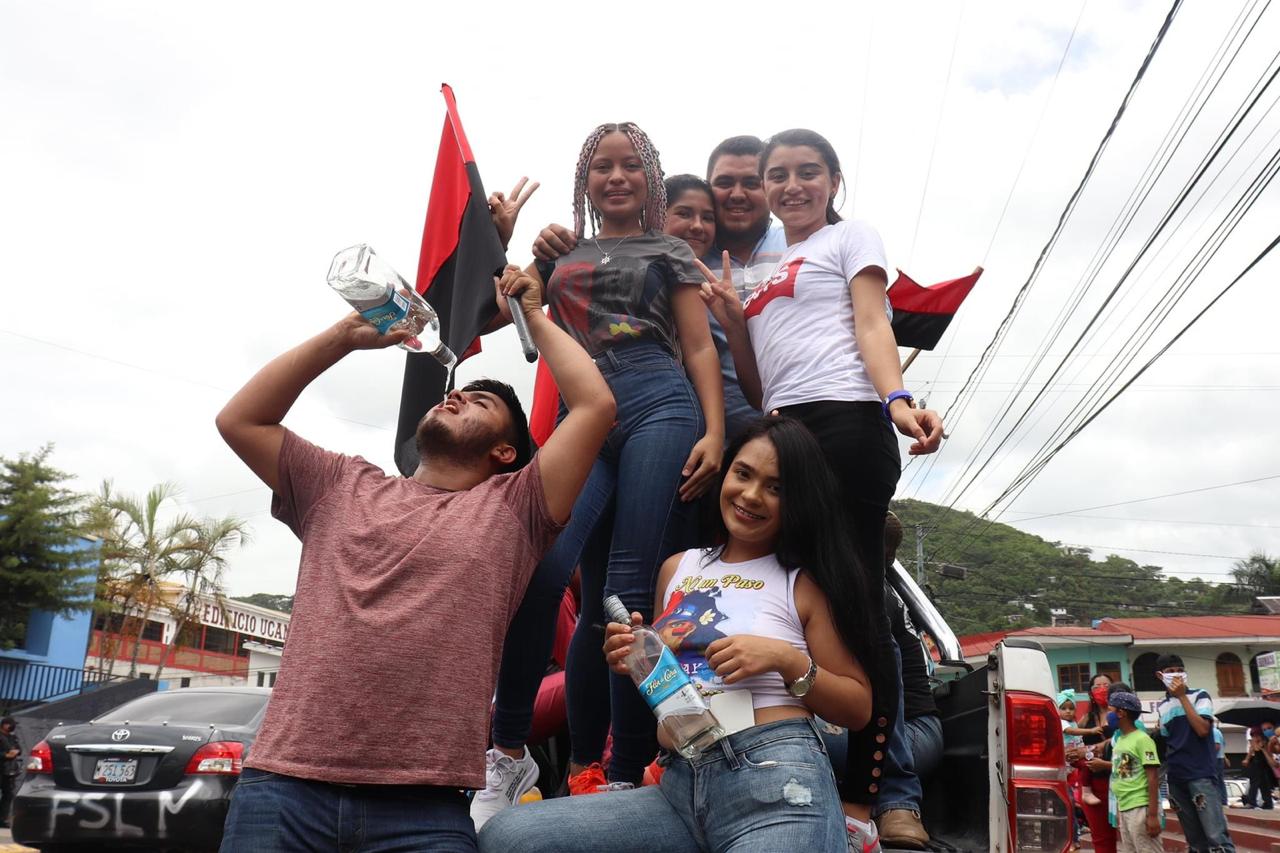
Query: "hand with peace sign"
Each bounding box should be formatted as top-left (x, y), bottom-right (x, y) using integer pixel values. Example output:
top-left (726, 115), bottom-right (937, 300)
top-left (488, 177), bottom-right (540, 251)
top-left (695, 251), bottom-right (746, 333)
top-left (695, 250), bottom-right (764, 410)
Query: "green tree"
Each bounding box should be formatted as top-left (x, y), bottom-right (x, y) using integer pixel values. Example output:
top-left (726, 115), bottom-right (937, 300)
top-left (0, 446), bottom-right (96, 650)
top-left (1231, 552), bottom-right (1280, 597)
top-left (91, 483), bottom-right (205, 678)
top-left (153, 516), bottom-right (249, 682)
top-left (231, 593), bottom-right (293, 614)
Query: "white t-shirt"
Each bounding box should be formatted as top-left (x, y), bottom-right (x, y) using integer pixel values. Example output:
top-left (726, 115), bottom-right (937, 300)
top-left (743, 220), bottom-right (889, 412)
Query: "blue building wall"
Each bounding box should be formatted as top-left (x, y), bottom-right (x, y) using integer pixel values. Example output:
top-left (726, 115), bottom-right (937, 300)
top-left (0, 536), bottom-right (96, 704)
top-left (1044, 644), bottom-right (1132, 700)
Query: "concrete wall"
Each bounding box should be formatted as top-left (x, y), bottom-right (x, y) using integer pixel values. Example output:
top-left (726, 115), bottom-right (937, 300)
top-left (1043, 643), bottom-right (1132, 693)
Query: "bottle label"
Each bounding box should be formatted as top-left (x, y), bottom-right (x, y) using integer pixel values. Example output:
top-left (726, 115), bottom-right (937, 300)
top-left (359, 289), bottom-right (409, 334)
top-left (639, 646), bottom-right (692, 711)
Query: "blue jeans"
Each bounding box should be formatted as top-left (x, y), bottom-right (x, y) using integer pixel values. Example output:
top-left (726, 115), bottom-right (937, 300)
top-left (491, 342), bottom-right (702, 784)
top-left (1167, 775), bottom-right (1236, 853)
top-left (220, 769), bottom-right (476, 852)
top-left (479, 718), bottom-right (845, 853)
top-left (875, 714), bottom-right (944, 817)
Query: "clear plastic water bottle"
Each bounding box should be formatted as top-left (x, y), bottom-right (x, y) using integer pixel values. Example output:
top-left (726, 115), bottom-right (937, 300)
top-left (604, 595), bottom-right (725, 758)
top-left (327, 244), bottom-right (457, 370)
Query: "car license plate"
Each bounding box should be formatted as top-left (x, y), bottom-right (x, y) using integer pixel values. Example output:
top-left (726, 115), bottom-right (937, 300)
top-left (93, 758), bottom-right (138, 783)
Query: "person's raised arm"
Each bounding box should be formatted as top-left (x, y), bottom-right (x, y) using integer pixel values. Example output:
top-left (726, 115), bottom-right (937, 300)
top-left (850, 268), bottom-right (944, 456)
top-left (497, 265), bottom-right (614, 523)
top-left (215, 317), bottom-right (411, 493)
top-left (1168, 677), bottom-right (1212, 739)
top-left (697, 253), bottom-right (763, 410)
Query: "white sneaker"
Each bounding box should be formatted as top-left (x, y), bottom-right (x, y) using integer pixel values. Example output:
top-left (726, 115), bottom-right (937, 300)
top-left (469, 747), bottom-right (540, 830)
top-left (847, 815), bottom-right (883, 853)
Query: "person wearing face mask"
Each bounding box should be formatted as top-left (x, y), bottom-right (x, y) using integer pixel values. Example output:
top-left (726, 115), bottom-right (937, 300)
top-left (1154, 654), bottom-right (1235, 853)
top-left (1243, 728), bottom-right (1276, 809)
top-left (1077, 673), bottom-right (1118, 853)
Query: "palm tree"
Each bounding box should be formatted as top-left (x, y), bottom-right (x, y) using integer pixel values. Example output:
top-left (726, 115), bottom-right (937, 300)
top-left (153, 516), bottom-right (249, 683)
top-left (90, 483), bottom-right (205, 678)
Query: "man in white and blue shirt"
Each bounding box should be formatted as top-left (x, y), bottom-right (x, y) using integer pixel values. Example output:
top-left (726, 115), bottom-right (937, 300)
top-left (703, 135), bottom-right (785, 441)
top-left (1155, 653), bottom-right (1235, 853)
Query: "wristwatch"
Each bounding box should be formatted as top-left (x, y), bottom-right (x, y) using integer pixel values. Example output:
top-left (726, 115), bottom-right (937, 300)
top-left (787, 656), bottom-right (819, 698)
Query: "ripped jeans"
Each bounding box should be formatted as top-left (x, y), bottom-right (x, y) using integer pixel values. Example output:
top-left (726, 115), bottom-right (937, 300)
top-left (478, 718), bottom-right (845, 853)
top-left (1167, 776), bottom-right (1235, 853)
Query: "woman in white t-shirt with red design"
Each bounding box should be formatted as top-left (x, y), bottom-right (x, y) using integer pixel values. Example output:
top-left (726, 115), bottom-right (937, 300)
top-left (700, 128), bottom-right (944, 834)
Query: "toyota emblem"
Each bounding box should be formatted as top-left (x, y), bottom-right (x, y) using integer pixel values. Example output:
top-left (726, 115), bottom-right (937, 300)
top-left (111, 729), bottom-right (130, 742)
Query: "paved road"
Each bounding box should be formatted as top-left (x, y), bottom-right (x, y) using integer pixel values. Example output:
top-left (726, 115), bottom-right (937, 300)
top-left (0, 825), bottom-right (35, 852)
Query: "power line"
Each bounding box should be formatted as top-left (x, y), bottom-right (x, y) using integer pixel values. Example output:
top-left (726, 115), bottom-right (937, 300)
top-left (907, 0), bottom-right (966, 269)
top-left (996, 473), bottom-right (1280, 523)
top-left (1002, 511), bottom-right (1280, 531)
top-left (0, 327), bottom-right (394, 434)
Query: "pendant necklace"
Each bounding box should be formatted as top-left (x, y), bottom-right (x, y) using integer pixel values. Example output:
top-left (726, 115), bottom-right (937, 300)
top-left (594, 234), bottom-right (632, 266)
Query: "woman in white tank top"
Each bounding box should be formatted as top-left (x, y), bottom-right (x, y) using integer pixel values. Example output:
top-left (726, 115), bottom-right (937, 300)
top-left (479, 416), bottom-right (877, 853)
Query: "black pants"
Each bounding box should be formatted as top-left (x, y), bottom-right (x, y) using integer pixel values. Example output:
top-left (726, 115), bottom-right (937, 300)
top-left (1245, 762), bottom-right (1275, 808)
top-left (1, 772), bottom-right (16, 824)
top-left (778, 399), bottom-right (902, 806)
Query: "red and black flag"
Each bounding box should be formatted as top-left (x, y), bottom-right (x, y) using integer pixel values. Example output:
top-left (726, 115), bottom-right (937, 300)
top-left (887, 267), bottom-right (982, 351)
top-left (394, 85), bottom-right (507, 475)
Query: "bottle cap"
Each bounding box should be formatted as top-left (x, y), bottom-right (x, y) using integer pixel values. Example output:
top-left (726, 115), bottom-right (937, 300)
top-left (603, 595), bottom-right (631, 625)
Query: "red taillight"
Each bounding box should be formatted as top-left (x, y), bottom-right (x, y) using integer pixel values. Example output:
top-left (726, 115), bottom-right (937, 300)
top-left (1006, 692), bottom-right (1070, 853)
top-left (1006, 691), bottom-right (1065, 766)
top-left (184, 741), bottom-right (244, 775)
top-left (26, 740), bottom-right (52, 774)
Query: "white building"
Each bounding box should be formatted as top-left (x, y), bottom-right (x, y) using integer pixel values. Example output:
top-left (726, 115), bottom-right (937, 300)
top-left (87, 586), bottom-right (290, 688)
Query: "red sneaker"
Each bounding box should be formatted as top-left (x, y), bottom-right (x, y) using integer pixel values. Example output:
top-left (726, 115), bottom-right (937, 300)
top-left (568, 763), bottom-right (608, 796)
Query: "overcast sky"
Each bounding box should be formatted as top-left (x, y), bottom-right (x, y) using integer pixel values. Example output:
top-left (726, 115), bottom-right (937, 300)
top-left (3, 0), bottom-right (1277, 600)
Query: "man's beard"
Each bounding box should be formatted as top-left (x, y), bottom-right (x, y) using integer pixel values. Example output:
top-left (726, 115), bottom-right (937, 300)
top-left (719, 213), bottom-right (770, 244)
top-left (415, 416), bottom-right (498, 468)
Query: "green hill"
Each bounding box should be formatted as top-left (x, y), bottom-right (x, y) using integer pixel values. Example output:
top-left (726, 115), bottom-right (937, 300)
top-left (889, 498), bottom-right (1250, 634)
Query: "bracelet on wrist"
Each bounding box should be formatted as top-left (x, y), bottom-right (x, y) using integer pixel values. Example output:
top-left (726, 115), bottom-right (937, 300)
top-left (882, 389), bottom-right (914, 418)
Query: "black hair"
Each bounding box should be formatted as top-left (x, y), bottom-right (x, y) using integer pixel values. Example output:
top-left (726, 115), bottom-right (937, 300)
top-left (462, 379), bottom-right (531, 473)
top-left (760, 129), bottom-right (844, 226)
top-left (705, 135), bottom-right (765, 180)
top-left (0, 716), bottom-right (14, 727)
top-left (1084, 671), bottom-right (1114, 728)
top-left (664, 174), bottom-right (714, 209)
top-left (696, 416), bottom-right (878, 684)
top-left (1107, 681), bottom-right (1133, 695)
top-left (1155, 653), bottom-right (1184, 671)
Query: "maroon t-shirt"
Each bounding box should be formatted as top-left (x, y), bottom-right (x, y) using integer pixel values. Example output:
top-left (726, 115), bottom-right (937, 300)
top-left (245, 430), bottom-right (562, 787)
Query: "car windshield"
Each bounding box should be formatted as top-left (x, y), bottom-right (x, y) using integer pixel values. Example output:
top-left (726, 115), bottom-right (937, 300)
top-left (95, 692), bottom-right (268, 727)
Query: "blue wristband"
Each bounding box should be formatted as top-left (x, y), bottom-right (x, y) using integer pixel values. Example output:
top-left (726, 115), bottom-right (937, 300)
top-left (883, 390), bottom-right (914, 419)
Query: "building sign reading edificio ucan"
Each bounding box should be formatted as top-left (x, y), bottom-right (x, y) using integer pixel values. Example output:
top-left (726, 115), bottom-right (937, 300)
top-left (198, 601), bottom-right (290, 643)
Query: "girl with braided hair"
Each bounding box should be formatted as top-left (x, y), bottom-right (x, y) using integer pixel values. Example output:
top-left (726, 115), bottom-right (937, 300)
top-left (472, 123), bottom-right (724, 825)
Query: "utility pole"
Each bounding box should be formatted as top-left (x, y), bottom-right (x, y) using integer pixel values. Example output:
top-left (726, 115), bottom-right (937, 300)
top-left (915, 524), bottom-right (926, 584)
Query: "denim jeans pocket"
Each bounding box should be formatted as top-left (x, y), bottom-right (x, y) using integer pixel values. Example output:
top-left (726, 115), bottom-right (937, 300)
top-left (738, 738), bottom-right (825, 771)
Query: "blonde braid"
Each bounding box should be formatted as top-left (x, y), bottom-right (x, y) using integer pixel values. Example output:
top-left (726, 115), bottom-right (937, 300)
top-left (571, 122), bottom-right (667, 237)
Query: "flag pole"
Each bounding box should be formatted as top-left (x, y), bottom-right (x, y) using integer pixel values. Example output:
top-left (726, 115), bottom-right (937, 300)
top-left (901, 348), bottom-right (922, 374)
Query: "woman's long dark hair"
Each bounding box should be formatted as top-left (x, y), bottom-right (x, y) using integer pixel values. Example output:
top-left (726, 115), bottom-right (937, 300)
top-left (1084, 672), bottom-right (1113, 728)
top-left (759, 128), bottom-right (844, 226)
top-left (697, 416), bottom-right (878, 683)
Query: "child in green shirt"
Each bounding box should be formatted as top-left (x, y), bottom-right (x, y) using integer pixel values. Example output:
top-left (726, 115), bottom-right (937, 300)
top-left (1109, 691), bottom-right (1162, 853)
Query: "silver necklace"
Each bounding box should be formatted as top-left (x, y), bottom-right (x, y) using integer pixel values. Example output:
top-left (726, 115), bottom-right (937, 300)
top-left (593, 235), bottom-right (632, 266)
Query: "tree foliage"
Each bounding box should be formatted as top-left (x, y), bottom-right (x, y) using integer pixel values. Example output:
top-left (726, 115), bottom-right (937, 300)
top-left (890, 498), bottom-right (1255, 635)
top-left (87, 482), bottom-right (246, 678)
top-left (231, 593), bottom-right (294, 614)
top-left (0, 446), bottom-right (96, 650)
